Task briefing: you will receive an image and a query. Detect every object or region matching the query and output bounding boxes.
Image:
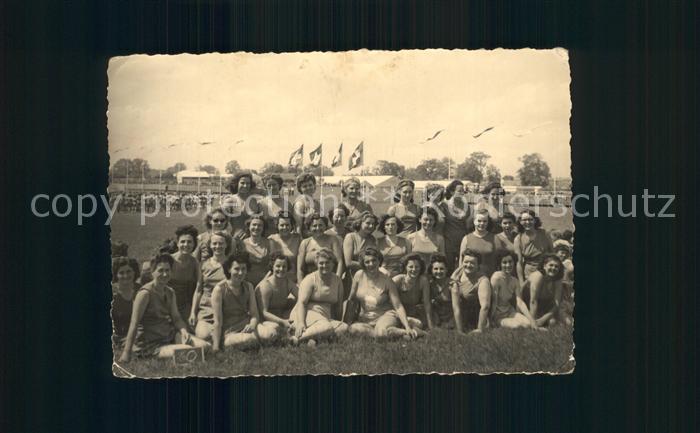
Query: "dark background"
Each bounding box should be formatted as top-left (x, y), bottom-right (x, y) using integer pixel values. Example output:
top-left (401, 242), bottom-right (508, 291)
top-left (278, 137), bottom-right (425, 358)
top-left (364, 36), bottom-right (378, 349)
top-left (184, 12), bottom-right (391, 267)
top-left (1, 1), bottom-right (697, 432)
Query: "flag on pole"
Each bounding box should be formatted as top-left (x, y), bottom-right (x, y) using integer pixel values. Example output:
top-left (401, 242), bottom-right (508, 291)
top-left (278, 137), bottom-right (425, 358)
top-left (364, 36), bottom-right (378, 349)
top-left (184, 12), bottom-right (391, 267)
top-left (309, 144), bottom-right (322, 167)
top-left (348, 141), bottom-right (364, 170)
top-left (331, 143), bottom-right (343, 168)
top-left (288, 144), bottom-right (304, 167)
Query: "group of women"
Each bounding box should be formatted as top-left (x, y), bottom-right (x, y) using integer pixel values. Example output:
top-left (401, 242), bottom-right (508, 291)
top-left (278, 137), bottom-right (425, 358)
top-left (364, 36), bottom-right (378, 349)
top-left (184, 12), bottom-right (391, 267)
top-left (113, 173), bottom-right (574, 362)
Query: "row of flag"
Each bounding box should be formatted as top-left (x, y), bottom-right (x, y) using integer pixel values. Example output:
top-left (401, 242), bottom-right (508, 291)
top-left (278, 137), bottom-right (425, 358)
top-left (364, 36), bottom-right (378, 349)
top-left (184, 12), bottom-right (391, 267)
top-left (288, 142), bottom-right (364, 170)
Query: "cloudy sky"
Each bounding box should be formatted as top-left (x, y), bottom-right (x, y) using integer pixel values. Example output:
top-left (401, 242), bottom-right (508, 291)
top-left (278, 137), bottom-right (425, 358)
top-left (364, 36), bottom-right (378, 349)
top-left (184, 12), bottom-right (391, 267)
top-left (108, 48), bottom-right (571, 177)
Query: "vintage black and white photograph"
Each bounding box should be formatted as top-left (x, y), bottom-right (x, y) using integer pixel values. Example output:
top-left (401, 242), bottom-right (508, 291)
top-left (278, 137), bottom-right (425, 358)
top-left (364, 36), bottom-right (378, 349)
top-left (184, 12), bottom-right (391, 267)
top-left (108, 49), bottom-right (574, 377)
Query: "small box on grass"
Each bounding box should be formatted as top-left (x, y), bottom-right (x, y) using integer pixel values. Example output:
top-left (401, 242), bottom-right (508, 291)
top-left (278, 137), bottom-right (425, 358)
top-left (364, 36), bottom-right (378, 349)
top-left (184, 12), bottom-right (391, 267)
top-left (172, 347), bottom-right (205, 365)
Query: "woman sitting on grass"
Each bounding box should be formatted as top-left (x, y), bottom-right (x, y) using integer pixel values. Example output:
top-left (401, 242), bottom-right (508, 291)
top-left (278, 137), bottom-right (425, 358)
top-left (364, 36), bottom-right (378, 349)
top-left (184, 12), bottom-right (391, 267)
top-left (347, 247), bottom-right (421, 339)
top-left (190, 231), bottom-right (233, 339)
top-left (242, 215), bottom-right (272, 287)
top-left (406, 207), bottom-right (445, 268)
top-left (297, 213), bottom-right (344, 283)
top-left (267, 212), bottom-right (302, 282)
top-left (169, 225), bottom-right (200, 321)
top-left (292, 173), bottom-right (321, 238)
top-left (376, 215), bottom-right (411, 278)
top-left (521, 253), bottom-right (565, 327)
top-left (256, 252), bottom-right (299, 341)
top-left (119, 254), bottom-right (210, 363)
top-left (490, 251), bottom-right (540, 329)
top-left (292, 249), bottom-right (348, 346)
top-left (427, 254), bottom-right (454, 328)
top-left (450, 249), bottom-right (492, 335)
top-left (112, 256), bottom-right (140, 348)
top-left (387, 179), bottom-right (421, 237)
top-left (392, 253), bottom-right (434, 331)
top-left (514, 209), bottom-right (554, 285)
top-left (211, 253), bottom-right (275, 352)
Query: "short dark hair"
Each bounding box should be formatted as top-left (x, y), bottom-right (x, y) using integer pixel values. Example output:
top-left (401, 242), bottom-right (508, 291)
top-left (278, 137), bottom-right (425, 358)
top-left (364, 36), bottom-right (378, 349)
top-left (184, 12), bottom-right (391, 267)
top-left (276, 211), bottom-right (297, 231)
top-left (494, 250), bottom-right (518, 272)
top-left (151, 253), bottom-right (175, 270)
top-left (400, 253), bottom-right (426, 275)
top-left (111, 257), bottom-right (140, 282)
top-left (262, 174), bottom-right (284, 190)
top-left (424, 184), bottom-right (445, 203)
top-left (516, 209), bottom-right (543, 232)
top-left (377, 214), bottom-right (405, 235)
top-left (327, 204), bottom-right (349, 222)
top-left (268, 251), bottom-right (291, 272)
top-left (427, 254), bottom-right (448, 276)
top-left (461, 248), bottom-right (482, 265)
top-left (226, 172), bottom-right (256, 194)
top-left (417, 207), bottom-right (440, 229)
top-left (175, 225), bottom-right (199, 249)
top-left (444, 180), bottom-right (465, 199)
top-left (537, 253), bottom-right (564, 281)
top-left (304, 213), bottom-right (329, 231)
top-left (223, 252), bottom-right (251, 279)
top-left (296, 173), bottom-right (316, 194)
top-left (499, 212), bottom-right (517, 224)
top-left (359, 246), bottom-right (384, 269)
top-left (481, 182), bottom-right (504, 195)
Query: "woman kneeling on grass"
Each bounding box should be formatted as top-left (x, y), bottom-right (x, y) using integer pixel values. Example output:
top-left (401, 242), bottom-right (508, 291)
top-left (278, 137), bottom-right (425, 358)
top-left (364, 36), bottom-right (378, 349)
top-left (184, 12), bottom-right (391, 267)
top-left (450, 249), bottom-right (492, 335)
top-left (489, 251), bottom-right (541, 329)
top-left (392, 253), bottom-right (434, 331)
top-left (119, 254), bottom-right (210, 363)
top-left (211, 253), bottom-right (275, 352)
top-left (292, 248), bottom-right (348, 346)
top-left (521, 253), bottom-right (565, 327)
top-left (347, 247), bottom-right (421, 339)
top-left (256, 252), bottom-right (299, 341)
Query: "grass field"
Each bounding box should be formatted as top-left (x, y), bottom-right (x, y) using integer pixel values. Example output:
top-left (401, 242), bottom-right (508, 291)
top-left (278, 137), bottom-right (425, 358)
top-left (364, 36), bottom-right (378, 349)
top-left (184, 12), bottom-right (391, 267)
top-left (115, 326), bottom-right (574, 377)
top-left (110, 190), bottom-right (575, 376)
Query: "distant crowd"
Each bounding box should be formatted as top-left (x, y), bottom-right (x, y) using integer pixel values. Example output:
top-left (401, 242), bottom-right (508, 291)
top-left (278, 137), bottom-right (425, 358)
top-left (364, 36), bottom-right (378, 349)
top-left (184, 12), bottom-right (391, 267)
top-left (112, 172), bottom-right (574, 363)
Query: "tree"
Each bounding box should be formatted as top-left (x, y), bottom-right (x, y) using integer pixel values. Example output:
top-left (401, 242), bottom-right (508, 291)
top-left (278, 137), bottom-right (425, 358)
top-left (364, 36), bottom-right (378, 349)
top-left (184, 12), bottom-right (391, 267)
top-left (372, 160), bottom-right (406, 177)
top-left (199, 165), bottom-right (220, 175)
top-left (259, 162), bottom-right (286, 175)
top-left (503, 175), bottom-right (515, 181)
top-left (468, 152), bottom-right (491, 176)
top-left (517, 153), bottom-right (552, 186)
top-left (412, 158), bottom-right (452, 180)
top-left (303, 164), bottom-right (334, 177)
top-left (455, 159), bottom-right (483, 183)
top-left (111, 158), bottom-right (151, 179)
top-left (485, 164), bottom-right (501, 183)
top-left (225, 160), bottom-right (242, 174)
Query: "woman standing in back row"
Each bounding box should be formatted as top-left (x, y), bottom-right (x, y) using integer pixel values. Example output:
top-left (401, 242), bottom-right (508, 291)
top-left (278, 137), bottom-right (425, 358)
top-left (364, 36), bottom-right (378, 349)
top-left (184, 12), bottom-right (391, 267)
top-left (439, 180), bottom-right (473, 271)
top-left (223, 172), bottom-right (260, 240)
top-left (292, 173), bottom-right (321, 238)
top-left (340, 177), bottom-right (374, 230)
top-left (387, 179), bottom-right (421, 237)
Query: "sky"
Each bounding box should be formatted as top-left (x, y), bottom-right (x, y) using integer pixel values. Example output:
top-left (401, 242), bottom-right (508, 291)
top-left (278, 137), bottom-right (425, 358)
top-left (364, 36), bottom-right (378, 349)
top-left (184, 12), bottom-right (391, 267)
top-left (107, 49), bottom-right (571, 177)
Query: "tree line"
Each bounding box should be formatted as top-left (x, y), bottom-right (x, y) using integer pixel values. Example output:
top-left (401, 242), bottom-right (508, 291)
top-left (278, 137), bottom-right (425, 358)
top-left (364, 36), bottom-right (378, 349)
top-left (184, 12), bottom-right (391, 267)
top-left (110, 151), bottom-right (554, 187)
